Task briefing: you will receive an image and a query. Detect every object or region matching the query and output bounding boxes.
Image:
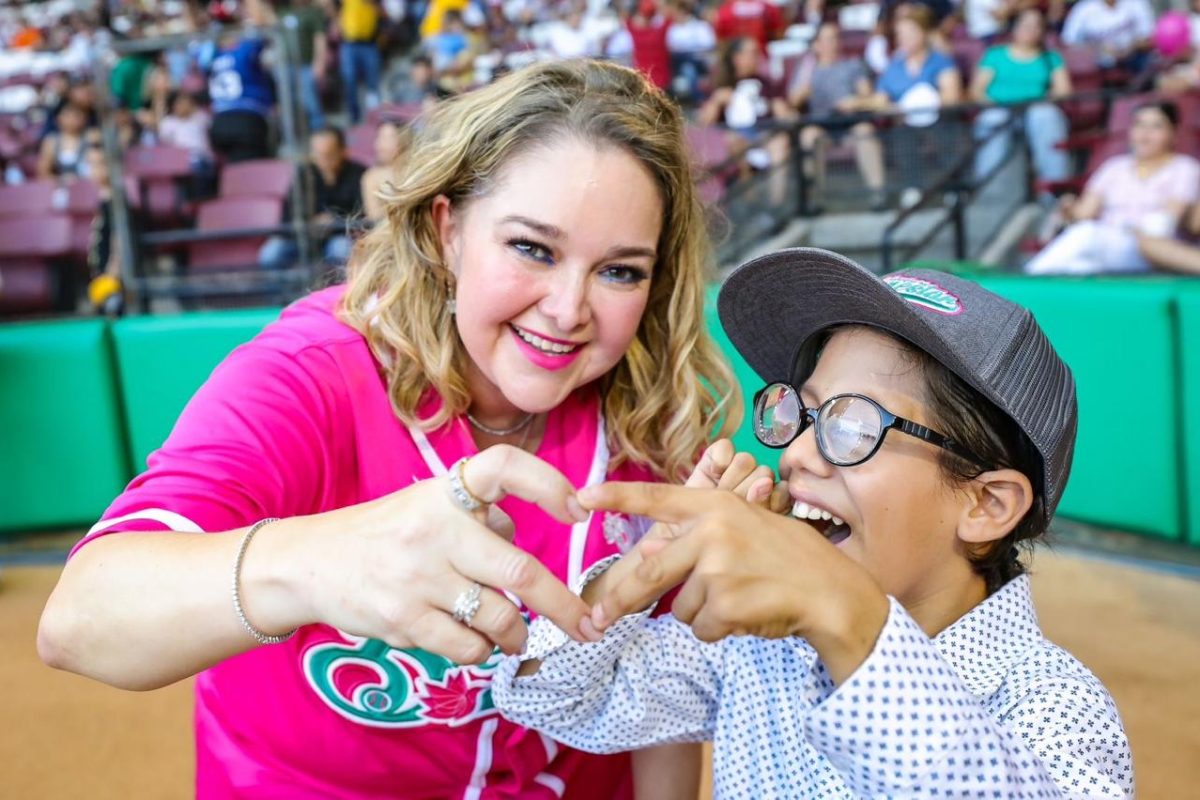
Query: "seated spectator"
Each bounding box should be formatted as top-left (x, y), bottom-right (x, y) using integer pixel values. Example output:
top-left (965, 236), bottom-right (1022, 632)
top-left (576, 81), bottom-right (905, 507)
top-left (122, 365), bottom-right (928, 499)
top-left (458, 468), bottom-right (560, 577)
top-left (972, 8), bottom-right (1072, 188)
top-left (37, 103), bottom-right (94, 181)
top-left (391, 55), bottom-right (440, 105)
top-left (867, 0), bottom-right (956, 71)
top-left (667, 1), bottom-right (717, 103)
top-left (208, 29), bottom-right (275, 163)
top-left (546, 4), bottom-right (595, 60)
top-left (1061, 0), bottom-right (1154, 72)
top-left (626, 1), bottom-right (674, 92)
top-left (713, 0), bottom-right (784, 53)
top-left (157, 91), bottom-right (213, 162)
top-left (361, 121), bottom-right (409, 221)
top-left (964, 0), bottom-right (1026, 44)
top-left (861, 3), bottom-right (963, 207)
top-left (698, 36), bottom-right (796, 209)
top-left (1027, 101), bottom-right (1200, 274)
top-left (425, 10), bottom-right (472, 73)
top-left (789, 20), bottom-right (887, 210)
top-left (1137, 198), bottom-right (1200, 273)
top-left (260, 126), bottom-right (367, 269)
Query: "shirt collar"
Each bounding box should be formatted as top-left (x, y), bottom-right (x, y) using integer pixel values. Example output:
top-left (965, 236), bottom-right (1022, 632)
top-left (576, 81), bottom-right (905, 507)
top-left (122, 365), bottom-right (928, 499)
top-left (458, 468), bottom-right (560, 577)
top-left (932, 574), bottom-right (1044, 699)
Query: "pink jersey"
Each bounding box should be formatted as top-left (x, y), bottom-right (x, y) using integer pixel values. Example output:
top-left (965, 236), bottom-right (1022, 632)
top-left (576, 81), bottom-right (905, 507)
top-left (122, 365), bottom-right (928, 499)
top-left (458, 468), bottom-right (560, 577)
top-left (72, 286), bottom-right (663, 799)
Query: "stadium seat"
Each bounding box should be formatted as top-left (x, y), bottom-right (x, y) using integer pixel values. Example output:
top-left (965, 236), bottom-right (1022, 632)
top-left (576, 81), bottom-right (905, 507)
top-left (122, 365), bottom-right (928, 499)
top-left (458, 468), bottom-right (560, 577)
top-left (123, 144), bottom-right (193, 227)
top-left (187, 196), bottom-right (283, 271)
top-left (346, 123), bottom-right (377, 167)
top-left (0, 179), bottom-right (56, 217)
top-left (218, 158), bottom-right (294, 200)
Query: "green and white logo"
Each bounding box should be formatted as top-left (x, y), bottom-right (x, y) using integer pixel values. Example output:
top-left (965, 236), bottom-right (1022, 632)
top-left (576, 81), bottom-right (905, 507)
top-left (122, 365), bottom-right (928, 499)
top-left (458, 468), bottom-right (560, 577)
top-left (883, 275), bottom-right (963, 315)
top-left (304, 633), bottom-right (501, 729)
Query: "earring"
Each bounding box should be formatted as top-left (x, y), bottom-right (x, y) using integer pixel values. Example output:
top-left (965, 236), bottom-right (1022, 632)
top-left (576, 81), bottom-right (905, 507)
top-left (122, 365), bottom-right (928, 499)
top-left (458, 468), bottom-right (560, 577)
top-left (446, 295), bottom-right (456, 315)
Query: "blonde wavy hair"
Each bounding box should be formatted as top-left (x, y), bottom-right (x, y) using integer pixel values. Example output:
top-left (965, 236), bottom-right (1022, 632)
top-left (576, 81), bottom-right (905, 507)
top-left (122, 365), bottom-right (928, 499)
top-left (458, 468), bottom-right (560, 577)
top-left (340, 59), bottom-right (741, 480)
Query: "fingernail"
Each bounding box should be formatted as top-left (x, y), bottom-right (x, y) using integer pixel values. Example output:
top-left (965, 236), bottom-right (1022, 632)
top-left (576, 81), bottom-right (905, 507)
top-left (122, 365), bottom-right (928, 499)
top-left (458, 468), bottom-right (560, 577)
top-left (576, 486), bottom-right (596, 506)
top-left (567, 496), bottom-right (588, 522)
top-left (579, 615), bottom-right (603, 642)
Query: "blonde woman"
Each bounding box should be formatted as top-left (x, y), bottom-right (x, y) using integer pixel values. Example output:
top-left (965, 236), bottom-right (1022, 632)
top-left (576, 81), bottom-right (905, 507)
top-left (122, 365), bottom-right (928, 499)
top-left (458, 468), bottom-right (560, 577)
top-left (39, 60), bottom-right (737, 799)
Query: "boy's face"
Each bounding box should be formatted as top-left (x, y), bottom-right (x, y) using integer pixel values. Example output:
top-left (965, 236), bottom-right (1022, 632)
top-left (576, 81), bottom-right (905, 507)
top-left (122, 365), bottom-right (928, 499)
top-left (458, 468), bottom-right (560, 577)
top-left (778, 327), bottom-right (980, 606)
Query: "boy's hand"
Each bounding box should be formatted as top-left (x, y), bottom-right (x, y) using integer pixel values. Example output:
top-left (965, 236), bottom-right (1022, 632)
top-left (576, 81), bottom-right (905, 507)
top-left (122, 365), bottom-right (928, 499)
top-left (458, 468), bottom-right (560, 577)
top-left (577, 441), bottom-right (786, 624)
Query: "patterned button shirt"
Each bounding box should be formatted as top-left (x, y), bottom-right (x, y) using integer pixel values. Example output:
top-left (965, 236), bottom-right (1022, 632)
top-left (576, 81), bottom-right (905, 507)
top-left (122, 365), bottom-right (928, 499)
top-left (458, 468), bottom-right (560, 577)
top-left (493, 559), bottom-right (1134, 798)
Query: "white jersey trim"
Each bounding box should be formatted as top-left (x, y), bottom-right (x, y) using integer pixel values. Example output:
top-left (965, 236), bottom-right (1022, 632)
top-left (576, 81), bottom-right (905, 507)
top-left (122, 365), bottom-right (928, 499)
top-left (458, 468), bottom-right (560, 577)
top-left (86, 508), bottom-right (205, 536)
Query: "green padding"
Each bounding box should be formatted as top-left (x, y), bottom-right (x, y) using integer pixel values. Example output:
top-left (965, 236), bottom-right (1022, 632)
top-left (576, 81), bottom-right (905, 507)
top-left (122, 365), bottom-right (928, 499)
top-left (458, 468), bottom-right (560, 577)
top-left (0, 320), bottom-right (130, 532)
top-left (1176, 286), bottom-right (1200, 545)
top-left (976, 277), bottom-right (1182, 540)
top-left (112, 309), bottom-right (278, 472)
top-left (705, 286), bottom-right (779, 470)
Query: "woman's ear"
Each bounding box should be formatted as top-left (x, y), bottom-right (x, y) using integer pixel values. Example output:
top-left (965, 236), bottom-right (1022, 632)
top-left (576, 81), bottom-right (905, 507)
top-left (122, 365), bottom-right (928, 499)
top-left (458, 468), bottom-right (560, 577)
top-left (430, 194), bottom-right (461, 278)
top-left (957, 468), bottom-right (1035, 545)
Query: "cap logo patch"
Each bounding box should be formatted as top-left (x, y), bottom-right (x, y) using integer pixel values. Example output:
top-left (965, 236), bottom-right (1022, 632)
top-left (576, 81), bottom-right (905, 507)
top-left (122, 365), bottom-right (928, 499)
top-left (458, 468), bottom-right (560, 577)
top-left (884, 275), bottom-right (963, 316)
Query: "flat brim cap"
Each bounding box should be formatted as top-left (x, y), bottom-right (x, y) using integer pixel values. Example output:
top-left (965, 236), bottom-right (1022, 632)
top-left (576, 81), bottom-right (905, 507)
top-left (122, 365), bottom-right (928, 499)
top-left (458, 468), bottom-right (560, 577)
top-left (717, 247), bottom-right (1077, 518)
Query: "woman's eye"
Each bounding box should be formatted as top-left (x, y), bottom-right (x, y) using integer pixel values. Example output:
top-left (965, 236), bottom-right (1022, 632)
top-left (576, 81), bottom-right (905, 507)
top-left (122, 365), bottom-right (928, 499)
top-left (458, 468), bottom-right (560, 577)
top-left (510, 239), bottom-right (553, 263)
top-left (600, 265), bottom-right (650, 285)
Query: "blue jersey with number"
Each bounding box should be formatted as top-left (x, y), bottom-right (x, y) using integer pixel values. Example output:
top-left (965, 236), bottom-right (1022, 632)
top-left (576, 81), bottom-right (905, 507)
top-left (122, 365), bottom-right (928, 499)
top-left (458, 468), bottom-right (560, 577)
top-left (209, 38), bottom-right (273, 117)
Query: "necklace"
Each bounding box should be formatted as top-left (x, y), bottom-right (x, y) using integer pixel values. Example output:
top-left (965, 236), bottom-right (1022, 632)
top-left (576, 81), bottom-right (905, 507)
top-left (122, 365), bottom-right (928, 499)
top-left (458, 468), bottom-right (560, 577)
top-left (466, 410), bottom-right (535, 437)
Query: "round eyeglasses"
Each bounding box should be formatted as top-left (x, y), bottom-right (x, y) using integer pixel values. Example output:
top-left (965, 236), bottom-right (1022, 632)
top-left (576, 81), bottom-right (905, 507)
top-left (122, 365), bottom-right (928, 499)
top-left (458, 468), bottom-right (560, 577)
top-left (752, 382), bottom-right (990, 468)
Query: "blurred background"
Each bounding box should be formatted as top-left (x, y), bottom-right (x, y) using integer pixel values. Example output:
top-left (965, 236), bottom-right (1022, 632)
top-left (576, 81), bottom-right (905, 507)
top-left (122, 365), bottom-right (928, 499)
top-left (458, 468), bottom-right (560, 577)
top-left (1, 0), bottom-right (1198, 796)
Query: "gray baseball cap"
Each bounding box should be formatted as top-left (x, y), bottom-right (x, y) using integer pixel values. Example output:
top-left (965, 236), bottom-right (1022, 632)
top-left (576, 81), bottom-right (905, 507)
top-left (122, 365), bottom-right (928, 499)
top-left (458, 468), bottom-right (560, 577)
top-left (717, 247), bottom-right (1077, 517)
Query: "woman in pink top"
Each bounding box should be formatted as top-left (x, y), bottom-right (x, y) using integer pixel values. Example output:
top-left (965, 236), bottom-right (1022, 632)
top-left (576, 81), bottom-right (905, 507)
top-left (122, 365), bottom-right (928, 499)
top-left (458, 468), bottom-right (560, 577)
top-left (38, 60), bottom-right (739, 799)
top-left (1027, 100), bottom-right (1200, 274)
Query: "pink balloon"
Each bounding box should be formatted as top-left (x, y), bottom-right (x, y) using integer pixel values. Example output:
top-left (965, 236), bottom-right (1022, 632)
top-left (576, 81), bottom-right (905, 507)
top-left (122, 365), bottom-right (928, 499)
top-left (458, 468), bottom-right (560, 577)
top-left (1154, 11), bottom-right (1192, 58)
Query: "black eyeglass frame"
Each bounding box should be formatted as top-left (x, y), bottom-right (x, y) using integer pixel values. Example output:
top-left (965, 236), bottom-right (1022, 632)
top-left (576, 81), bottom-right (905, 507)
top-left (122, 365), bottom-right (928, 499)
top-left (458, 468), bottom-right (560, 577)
top-left (752, 382), bottom-right (992, 469)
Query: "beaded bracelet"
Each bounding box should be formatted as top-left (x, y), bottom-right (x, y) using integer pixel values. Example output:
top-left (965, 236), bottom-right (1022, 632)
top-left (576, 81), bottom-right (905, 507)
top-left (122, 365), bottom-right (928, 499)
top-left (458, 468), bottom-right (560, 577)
top-left (232, 518), bottom-right (296, 645)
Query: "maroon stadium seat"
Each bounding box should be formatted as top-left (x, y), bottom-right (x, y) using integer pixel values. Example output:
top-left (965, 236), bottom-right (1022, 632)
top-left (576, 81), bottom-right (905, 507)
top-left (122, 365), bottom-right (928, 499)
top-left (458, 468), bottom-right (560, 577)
top-left (187, 197), bottom-right (282, 272)
top-left (346, 124), bottom-right (377, 168)
top-left (0, 180), bottom-right (57, 217)
top-left (218, 159), bottom-right (294, 199)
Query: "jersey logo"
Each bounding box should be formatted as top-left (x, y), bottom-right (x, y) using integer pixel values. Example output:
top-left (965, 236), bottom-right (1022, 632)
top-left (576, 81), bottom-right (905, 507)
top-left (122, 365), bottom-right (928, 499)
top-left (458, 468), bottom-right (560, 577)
top-left (303, 633), bottom-right (501, 728)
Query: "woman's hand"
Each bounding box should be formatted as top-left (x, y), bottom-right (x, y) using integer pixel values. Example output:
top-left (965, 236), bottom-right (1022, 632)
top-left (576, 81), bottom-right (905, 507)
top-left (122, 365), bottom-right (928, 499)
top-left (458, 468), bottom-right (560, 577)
top-left (298, 445), bottom-right (594, 665)
top-left (580, 483), bottom-right (890, 685)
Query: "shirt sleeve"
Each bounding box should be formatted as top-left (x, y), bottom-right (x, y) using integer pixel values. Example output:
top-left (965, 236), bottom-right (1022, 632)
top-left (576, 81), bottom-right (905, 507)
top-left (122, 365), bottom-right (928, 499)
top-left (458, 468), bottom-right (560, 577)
top-left (1061, 4), bottom-right (1085, 46)
top-left (801, 599), bottom-right (1132, 799)
top-left (492, 556), bottom-right (725, 753)
top-left (71, 333), bottom-right (342, 554)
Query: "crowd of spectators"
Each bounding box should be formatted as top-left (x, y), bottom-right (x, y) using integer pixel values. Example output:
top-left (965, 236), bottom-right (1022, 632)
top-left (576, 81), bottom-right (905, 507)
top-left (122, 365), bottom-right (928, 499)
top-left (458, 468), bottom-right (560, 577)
top-left (5, 0), bottom-right (1200, 316)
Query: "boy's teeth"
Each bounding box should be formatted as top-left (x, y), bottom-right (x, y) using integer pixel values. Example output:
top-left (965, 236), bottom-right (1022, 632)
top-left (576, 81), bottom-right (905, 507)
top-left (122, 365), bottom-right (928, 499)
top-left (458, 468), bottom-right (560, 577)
top-left (791, 501), bottom-right (836, 522)
top-left (832, 515), bottom-right (845, 526)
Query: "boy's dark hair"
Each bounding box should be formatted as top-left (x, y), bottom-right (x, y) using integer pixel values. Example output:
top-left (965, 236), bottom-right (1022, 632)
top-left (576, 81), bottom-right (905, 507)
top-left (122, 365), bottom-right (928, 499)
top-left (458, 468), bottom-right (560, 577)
top-left (908, 347), bottom-right (1047, 594)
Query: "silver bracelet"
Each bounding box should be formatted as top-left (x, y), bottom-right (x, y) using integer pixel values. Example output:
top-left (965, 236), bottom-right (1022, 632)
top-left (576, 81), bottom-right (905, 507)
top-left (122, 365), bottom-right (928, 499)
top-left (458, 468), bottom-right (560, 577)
top-left (232, 518), bottom-right (296, 646)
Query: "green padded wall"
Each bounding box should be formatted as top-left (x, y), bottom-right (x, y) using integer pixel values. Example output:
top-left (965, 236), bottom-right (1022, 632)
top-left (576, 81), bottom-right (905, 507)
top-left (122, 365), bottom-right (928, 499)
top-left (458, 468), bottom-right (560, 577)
top-left (1176, 285), bottom-right (1200, 546)
top-left (111, 309), bottom-right (278, 472)
top-left (705, 285), bottom-right (779, 470)
top-left (0, 319), bottom-right (130, 532)
top-left (977, 277), bottom-right (1182, 540)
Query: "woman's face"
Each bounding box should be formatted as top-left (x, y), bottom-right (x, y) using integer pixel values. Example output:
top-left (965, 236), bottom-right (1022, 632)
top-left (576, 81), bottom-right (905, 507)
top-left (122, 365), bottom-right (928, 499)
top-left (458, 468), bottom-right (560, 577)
top-left (59, 106), bottom-right (85, 135)
top-left (733, 41), bottom-right (760, 78)
top-left (778, 327), bottom-right (979, 606)
top-left (1012, 10), bottom-right (1044, 47)
top-left (437, 137), bottom-right (662, 417)
top-left (895, 18), bottom-right (927, 55)
top-left (814, 24), bottom-right (840, 61)
top-left (1130, 108), bottom-right (1175, 160)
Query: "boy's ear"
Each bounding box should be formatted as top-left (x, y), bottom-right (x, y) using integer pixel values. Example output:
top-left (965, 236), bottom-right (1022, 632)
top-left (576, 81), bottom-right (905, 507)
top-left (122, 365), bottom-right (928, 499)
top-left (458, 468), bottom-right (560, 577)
top-left (957, 468), bottom-right (1034, 545)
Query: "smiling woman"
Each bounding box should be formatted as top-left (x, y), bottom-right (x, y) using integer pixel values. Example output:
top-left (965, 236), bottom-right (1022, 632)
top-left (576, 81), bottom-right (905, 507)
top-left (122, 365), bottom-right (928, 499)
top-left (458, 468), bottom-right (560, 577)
top-left (38, 60), bottom-right (737, 799)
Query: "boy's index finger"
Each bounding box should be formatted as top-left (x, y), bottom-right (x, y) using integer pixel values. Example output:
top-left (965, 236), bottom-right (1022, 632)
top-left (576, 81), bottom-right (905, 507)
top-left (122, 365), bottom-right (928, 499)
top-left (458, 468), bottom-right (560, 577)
top-left (577, 482), bottom-right (720, 525)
